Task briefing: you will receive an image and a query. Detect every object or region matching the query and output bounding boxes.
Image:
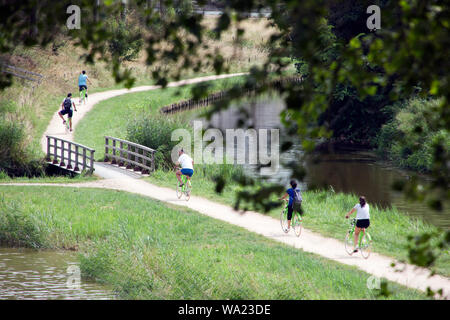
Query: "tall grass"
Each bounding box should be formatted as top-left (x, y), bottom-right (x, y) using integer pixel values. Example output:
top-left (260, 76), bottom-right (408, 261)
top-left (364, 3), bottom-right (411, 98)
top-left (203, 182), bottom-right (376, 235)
top-left (0, 197), bottom-right (48, 248)
top-left (0, 185), bottom-right (426, 299)
top-left (0, 100), bottom-right (45, 177)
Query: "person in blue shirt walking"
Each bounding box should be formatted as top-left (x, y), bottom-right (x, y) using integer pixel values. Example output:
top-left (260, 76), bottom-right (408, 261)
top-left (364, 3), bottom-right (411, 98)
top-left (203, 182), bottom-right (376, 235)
top-left (279, 180), bottom-right (303, 233)
top-left (78, 70), bottom-right (92, 103)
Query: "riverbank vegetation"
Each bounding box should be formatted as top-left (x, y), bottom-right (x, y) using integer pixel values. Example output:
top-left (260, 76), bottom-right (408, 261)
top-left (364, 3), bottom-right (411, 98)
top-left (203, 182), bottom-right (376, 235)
top-left (376, 98), bottom-right (450, 173)
top-left (0, 185), bottom-right (427, 299)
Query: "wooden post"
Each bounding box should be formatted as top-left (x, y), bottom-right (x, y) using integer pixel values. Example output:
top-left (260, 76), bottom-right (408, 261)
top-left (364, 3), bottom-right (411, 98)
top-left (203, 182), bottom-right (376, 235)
top-left (60, 140), bottom-right (66, 167)
top-left (82, 148), bottom-right (87, 171)
top-left (111, 139), bottom-right (117, 164)
top-left (74, 145), bottom-right (80, 172)
top-left (119, 141), bottom-right (124, 166)
top-left (53, 137), bottom-right (58, 164)
top-left (46, 136), bottom-right (51, 161)
top-left (105, 137), bottom-right (109, 162)
top-left (67, 142), bottom-right (73, 169)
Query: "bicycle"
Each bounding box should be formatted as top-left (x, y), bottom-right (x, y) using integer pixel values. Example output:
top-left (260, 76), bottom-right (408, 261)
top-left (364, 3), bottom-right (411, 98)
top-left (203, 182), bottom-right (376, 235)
top-left (63, 116), bottom-right (70, 133)
top-left (79, 87), bottom-right (87, 105)
top-left (176, 169), bottom-right (192, 201)
top-left (280, 200), bottom-right (302, 237)
top-left (345, 218), bottom-right (372, 259)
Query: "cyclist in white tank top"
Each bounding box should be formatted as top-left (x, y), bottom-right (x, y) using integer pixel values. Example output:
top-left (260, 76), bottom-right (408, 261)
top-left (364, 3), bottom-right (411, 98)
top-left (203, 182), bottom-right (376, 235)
top-left (345, 196), bottom-right (370, 254)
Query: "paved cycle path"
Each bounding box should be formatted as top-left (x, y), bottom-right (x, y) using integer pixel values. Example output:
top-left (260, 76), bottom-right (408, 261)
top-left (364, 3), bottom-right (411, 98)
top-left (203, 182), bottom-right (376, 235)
top-left (32, 73), bottom-right (450, 298)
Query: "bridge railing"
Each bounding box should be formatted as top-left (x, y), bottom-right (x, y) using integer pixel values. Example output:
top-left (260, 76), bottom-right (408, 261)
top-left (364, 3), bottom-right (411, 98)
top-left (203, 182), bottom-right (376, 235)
top-left (46, 135), bottom-right (95, 173)
top-left (104, 136), bottom-right (156, 174)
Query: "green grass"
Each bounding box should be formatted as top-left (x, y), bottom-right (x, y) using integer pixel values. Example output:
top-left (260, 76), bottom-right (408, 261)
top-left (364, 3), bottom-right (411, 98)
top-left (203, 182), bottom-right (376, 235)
top-left (75, 76), bottom-right (246, 160)
top-left (0, 185), bottom-right (427, 299)
top-left (0, 174), bottom-right (98, 184)
top-left (145, 170), bottom-right (450, 278)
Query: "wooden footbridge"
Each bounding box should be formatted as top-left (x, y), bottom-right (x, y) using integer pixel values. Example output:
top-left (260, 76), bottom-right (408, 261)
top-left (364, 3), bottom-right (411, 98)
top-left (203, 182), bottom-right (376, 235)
top-left (45, 135), bottom-right (156, 177)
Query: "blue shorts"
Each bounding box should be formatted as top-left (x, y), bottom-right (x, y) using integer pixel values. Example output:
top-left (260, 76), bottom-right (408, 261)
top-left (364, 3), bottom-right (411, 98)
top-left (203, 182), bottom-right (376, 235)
top-left (181, 168), bottom-right (194, 177)
top-left (79, 85), bottom-right (87, 91)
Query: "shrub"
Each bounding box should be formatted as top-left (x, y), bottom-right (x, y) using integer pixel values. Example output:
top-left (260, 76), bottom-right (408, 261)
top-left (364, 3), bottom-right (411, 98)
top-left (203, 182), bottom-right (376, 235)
top-left (376, 98), bottom-right (448, 172)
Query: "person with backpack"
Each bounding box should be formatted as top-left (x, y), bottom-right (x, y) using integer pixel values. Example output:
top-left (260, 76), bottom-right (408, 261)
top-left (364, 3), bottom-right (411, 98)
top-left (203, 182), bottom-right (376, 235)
top-left (58, 93), bottom-right (77, 132)
top-left (279, 180), bottom-right (303, 233)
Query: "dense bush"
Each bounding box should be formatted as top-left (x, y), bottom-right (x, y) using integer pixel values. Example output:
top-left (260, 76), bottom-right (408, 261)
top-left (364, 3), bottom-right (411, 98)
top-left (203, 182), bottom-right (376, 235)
top-left (376, 98), bottom-right (449, 172)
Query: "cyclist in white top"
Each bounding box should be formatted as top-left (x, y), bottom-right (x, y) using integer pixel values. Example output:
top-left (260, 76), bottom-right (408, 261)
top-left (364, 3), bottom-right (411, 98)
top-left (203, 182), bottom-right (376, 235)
top-left (345, 196), bottom-right (370, 254)
top-left (175, 149), bottom-right (194, 187)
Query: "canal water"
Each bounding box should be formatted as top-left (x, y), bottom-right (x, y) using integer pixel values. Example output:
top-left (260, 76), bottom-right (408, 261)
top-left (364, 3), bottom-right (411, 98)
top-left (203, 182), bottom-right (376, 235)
top-left (199, 95), bottom-right (450, 229)
top-left (0, 248), bottom-right (114, 300)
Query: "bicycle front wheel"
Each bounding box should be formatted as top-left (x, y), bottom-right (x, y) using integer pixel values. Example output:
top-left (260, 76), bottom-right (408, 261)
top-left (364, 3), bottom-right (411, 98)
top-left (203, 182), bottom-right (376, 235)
top-left (280, 209), bottom-right (288, 233)
top-left (345, 231), bottom-right (354, 255)
top-left (292, 213), bottom-right (302, 237)
top-left (360, 232), bottom-right (372, 259)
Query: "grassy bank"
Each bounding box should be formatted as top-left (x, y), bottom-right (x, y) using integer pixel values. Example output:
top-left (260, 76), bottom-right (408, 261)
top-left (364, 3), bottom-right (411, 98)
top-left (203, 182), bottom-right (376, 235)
top-left (0, 185), bottom-right (427, 299)
top-left (377, 98), bottom-right (450, 172)
top-left (0, 173), bottom-right (98, 184)
top-left (145, 170), bottom-right (450, 278)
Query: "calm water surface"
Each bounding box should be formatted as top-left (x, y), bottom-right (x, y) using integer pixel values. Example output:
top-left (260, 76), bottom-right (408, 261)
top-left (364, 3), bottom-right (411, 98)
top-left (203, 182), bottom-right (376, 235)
top-left (0, 248), bottom-right (114, 300)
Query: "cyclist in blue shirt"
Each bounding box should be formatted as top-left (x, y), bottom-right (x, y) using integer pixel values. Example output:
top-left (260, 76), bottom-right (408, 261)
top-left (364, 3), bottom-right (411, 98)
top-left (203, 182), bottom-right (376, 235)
top-left (78, 70), bottom-right (92, 103)
top-left (279, 180), bottom-right (303, 232)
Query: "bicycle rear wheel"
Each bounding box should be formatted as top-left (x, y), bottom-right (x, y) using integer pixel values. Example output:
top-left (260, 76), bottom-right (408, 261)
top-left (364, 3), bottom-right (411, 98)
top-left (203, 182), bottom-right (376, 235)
top-left (359, 232), bottom-right (372, 259)
top-left (280, 208), bottom-right (288, 233)
top-left (176, 181), bottom-right (183, 199)
top-left (292, 213), bottom-right (302, 237)
top-left (345, 231), bottom-right (354, 255)
top-left (64, 118), bottom-right (70, 134)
